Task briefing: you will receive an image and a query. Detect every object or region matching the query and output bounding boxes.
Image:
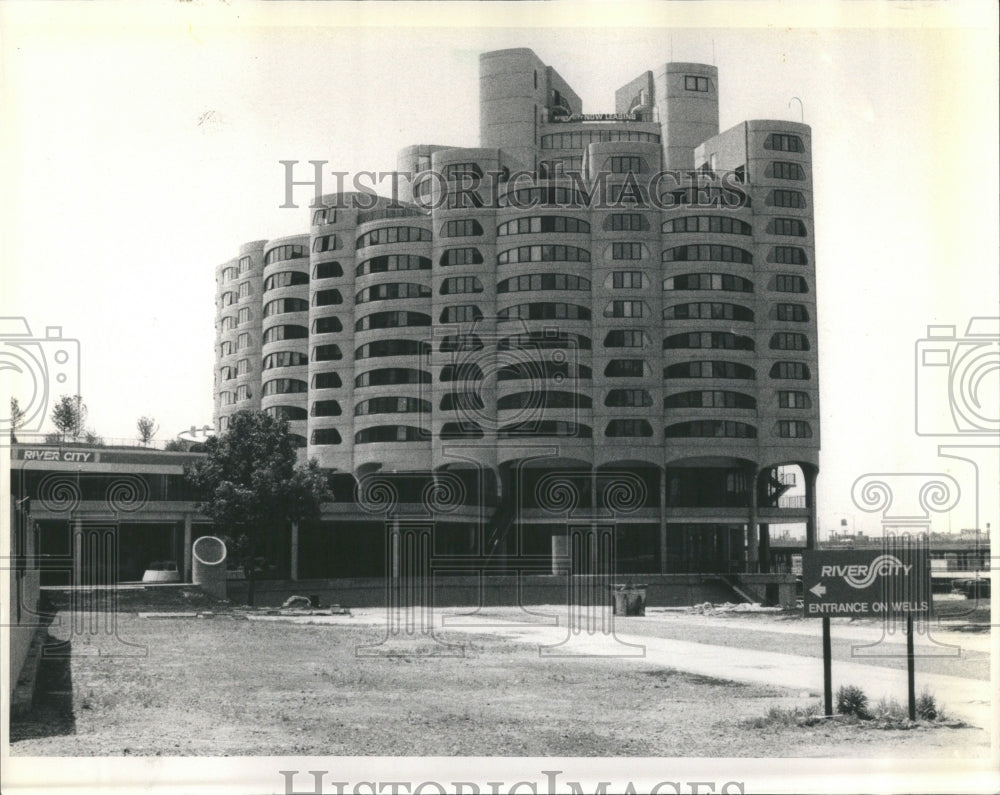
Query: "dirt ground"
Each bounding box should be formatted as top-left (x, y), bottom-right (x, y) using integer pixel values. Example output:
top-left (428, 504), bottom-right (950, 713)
top-left (9, 590), bottom-right (992, 757)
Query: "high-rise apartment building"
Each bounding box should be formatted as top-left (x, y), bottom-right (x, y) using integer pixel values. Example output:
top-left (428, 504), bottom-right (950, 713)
top-left (214, 48), bottom-right (819, 578)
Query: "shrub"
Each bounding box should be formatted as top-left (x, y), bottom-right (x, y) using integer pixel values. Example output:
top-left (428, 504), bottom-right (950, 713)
top-left (836, 685), bottom-right (872, 719)
top-left (916, 690), bottom-right (938, 720)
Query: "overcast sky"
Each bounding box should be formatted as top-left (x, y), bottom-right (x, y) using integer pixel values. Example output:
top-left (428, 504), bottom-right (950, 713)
top-left (1, 2), bottom-right (997, 537)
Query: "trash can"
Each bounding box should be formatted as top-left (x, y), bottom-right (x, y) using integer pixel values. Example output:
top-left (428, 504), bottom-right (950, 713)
top-left (611, 584), bottom-right (647, 616)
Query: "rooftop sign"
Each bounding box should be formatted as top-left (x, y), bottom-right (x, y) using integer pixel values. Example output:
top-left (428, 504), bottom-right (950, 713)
top-left (550, 113), bottom-right (639, 123)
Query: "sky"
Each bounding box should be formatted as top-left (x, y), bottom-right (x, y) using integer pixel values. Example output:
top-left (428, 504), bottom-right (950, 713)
top-left (1, 1), bottom-right (998, 538)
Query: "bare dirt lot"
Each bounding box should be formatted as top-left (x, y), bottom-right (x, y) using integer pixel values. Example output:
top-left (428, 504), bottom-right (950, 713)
top-left (9, 590), bottom-right (992, 757)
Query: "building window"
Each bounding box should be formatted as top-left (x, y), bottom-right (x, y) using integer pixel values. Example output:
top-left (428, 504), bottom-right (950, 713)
top-left (664, 360), bottom-right (756, 380)
top-left (605, 419), bottom-right (653, 438)
top-left (444, 162), bottom-right (484, 181)
top-left (497, 303), bottom-right (590, 321)
top-left (265, 405), bottom-right (308, 421)
top-left (355, 339), bottom-right (429, 359)
top-left (355, 368), bottom-right (430, 388)
top-left (310, 400), bottom-right (343, 417)
top-left (356, 255), bottom-right (431, 276)
top-left (263, 351), bottom-right (308, 369)
top-left (604, 300), bottom-right (646, 318)
top-left (439, 248), bottom-right (483, 267)
top-left (312, 372), bottom-right (343, 389)
top-left (603, 329), bottom-right (647, 348)
top-left (237, 307), bottom-right (251, 326)
top-left (238, 281), bottom-right (252, 299)
top-left (440, 305), bottom-right (483, 324)
top-left (771, 218), bottom-right (807, 237)
top-left (440, 276), bottom-right (484, 295)
top-left (312, 316), bottom-right (344, 334)
top-left (609, 156), bottom-right (642, 174)
top-left (356, 283), bottom-right (431, 304)
top-left (310, 428), bottom-right (342, 445)
top-left (498, 273), bottom-right (590, 293)
top-left (776, 420), bottom-right (813, 438)
top-left (764, 133), bottom-right (805, 153)
top-left (356, 310), bottom-right (431, 331)
top-left (611, 242), bottom-right (643, 260)
top-left (220, 391), bottom-right (235, 406)
top-left (356, 226), bottom-right (431, 249)
top-left (611, 271), bottom-right (643, 289)
top-left (607, 213), bottom-right (649, 232)
top-left (604, 389), bottom-right (652, 408)
top-left (776, 303), bottom-right (809, 322)
top-left (262, 378), bottom-right (307, 395)
top-left (355, 396), bottom-right (429, 416)
top-left (220, 291), bottom-right (236, 307)
top-left (263, 325), bottom-right (308, 343)
top-left (263, 298), bottom-right (308, 317)
top-left (664, 302), bottom-right (754, 322)
top-left (221, 266), bottom-right (238, 282)
top-left (684, 75), bottom-right (710, 92)
top-left (355, 425), bottom-right (425, 444)
top-left (441, 392), bottom-right (486, 411)
top-left (662, 216), bottom-right (753, 235)
top-left (441, 421), bottom-right (485, 440)
top-left (604, 359), bottom-right (647, 378)
top-left (665, 421), bottom-right (757, 439)
top-left (313, 261), bottom-right (344, 279)
top-left (220, 316), bottom-right (236, 332)
top-left (664, 390), bottom-right (756, 410)
top-left (219, 366), bottom-right (235, 381)
top-left (264, 244), bottom-right (307, 265)
top-left (663, 244), bottom-right (753, 264)
top-left (498, 421), bottom-right (591, 439)
top-left (236, 358), bottom-right (250, 375)
top-left (771, 161), bottom-right (805, 181)
top-left (236, 385), bottom-right (251, 401)
top-left (664, 273), bottom-right (754, 293)
top-left (441, 219), bottom-right (484, 238)
top-left (540, 130), bottom-right (660, 149)
top-left (264, 271), bottom-right (309, 292)
top-left (238, 256), bottom-right (252, 274)
top-left (236, 333), bottom-right (251, 351)
top-left (770, 332), bottom-right (810, 351)
top-left (312, 235), bottom-right (340, 253)
top-left (313, 289), bottom-right (344, 307)
top-left (497, 216), bottom-right (590, 236)
top-left (312, 344), bottom-right (344, 361)
top-left (311, 207), bottom-right (337, 226)
top-left (770, 361), bottom-right (811, 380)
top-left (498, 245), bottom-right (590, 265)
top-left (440, 363), bottom-right (485, 382)
top-left (774, 274), bottom-right (808, 293)
top-left (770, 246), bottom-right (808, 265)
top-left (778, 390), bottom-right (812, 409)
top-left (498, 331), bottom-right (590, 351)
top-left (768, 190), bottom-right (807, 209)
top-left (497, 391), bottom-right (588, 410)
top-left (497, 361), bottom-right (591, 382)
top-left (664, 332), bottom-right (754, 351)
top-left (219, 341), bottom-right (233, 356)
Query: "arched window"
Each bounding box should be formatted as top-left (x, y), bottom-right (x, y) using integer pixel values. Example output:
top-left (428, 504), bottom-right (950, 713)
top-left (665, 421), bottom-right (757, 438)
top-left (663, 391), bottom-right (756, 409)
top-left (662, 245), bottom-right (753, 264)
top-left (498, 273), bottom-right (590, 293)
top-left (664, 274), bottom-right (753, 292)
top-left (664, 361), bottom-right (756, 380)
top-left (605, 419), bottom-right (653, 438)
top-left (263, 271), bottom-right (309, 292)
top-left (664, 332), bottom-right (754, 351)
top-left (263, 298), bottom-right (308, 317)
top-left (310, 428), bottom-right (342, 445)
top-left (664, 302), bottom-right (754, 322)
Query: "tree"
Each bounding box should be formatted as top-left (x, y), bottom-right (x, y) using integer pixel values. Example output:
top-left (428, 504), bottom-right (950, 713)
top-left (10, 397), bottom-right (27, 443)
top-left (137, 416), bottom-right (159, 446)
top-left (184, 410), bottom-right (331, 605)
top-left (50, 395), bottom-right (87, 442)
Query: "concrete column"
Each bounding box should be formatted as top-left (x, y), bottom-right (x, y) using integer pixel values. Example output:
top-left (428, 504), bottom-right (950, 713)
top-left (721, 525), bottom-right (732, 573)
top-left (759, 523), bottom-right (771, 573)
top-left (746, 464), bottom-right (759, 573)
top-left (183, 514), bottom-right (192, 583)
top-left (72, 517), bottom-right (83, 586)
top-left (290, 521), bottom-right (299, 581)
top-left (804, 464), bottom-right (819, 550)
top-left (659, 467), bottom-right (668, 573)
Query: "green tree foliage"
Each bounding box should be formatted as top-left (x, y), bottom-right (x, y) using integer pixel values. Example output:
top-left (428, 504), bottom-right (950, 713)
top-left (137, 416), bottom-right (159, 446)
top-left (9, 396), bottom-right (27, 443)
top-left (184, 410), bottom-right (331, 605)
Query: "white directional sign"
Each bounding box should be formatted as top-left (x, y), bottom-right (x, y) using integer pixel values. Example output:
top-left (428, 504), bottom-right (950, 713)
top-left (802, 548), bottom-right (931, 617)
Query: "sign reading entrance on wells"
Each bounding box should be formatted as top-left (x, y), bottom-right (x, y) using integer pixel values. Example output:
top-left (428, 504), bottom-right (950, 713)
top-left (802, 548), bottom-right (931, 617)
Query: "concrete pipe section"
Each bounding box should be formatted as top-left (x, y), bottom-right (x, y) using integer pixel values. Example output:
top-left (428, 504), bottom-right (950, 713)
top-left (192, 536), bottom-right (228, 600)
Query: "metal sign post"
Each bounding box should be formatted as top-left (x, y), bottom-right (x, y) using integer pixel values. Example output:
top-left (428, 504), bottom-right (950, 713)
top-left (803, 545), bottom-right (930, 719)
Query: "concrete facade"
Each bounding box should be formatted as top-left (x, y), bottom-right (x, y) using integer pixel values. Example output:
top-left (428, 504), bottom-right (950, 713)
top-left (212, 48), bottom-right (821, 576)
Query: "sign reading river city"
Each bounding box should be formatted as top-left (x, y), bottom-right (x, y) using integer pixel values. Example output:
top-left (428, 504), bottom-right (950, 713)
top-left (802, 548), bottom-right (931, 617)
